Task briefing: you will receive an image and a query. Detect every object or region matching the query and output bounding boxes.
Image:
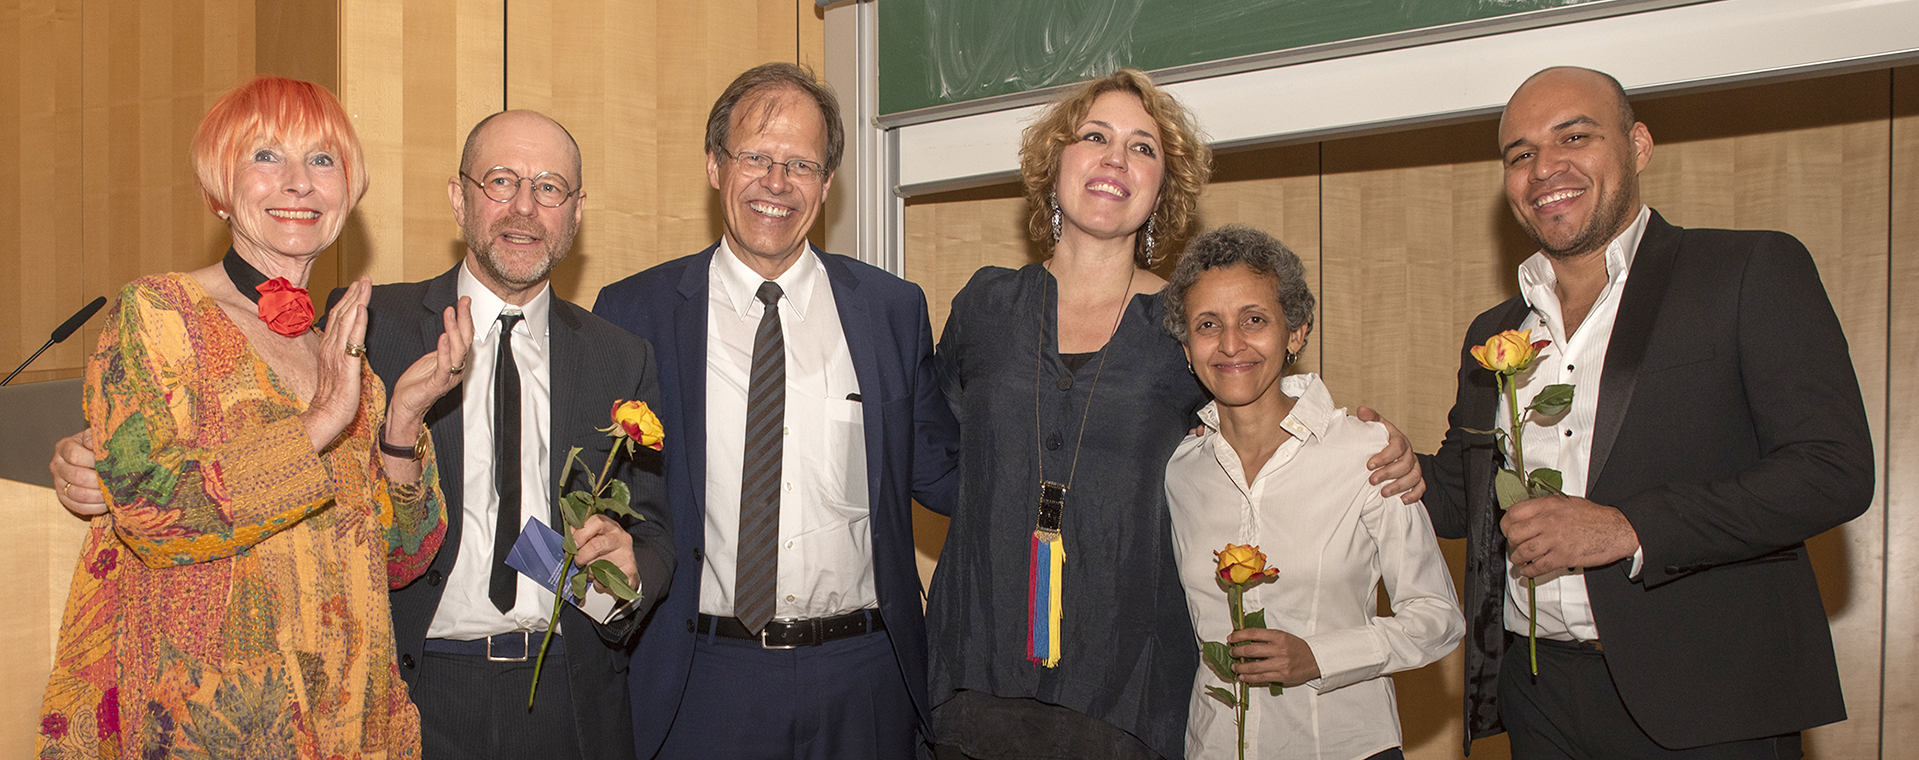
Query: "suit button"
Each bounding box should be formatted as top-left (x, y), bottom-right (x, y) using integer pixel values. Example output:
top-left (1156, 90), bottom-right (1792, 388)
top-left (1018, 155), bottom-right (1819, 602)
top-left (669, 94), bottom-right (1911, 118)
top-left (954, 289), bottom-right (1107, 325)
top-left (427, 570), bottom-right (443, 586)
top-left (1056, 375), bottom-right (1073, 391)
top-left (686, 618), bottom-right (696, 633)
top-left (1046, 433), bottom-right (1063, 451)
top-left (694, 548), bottom-right (704, 562)
top-left (401, 654), bottom-right (415, 669)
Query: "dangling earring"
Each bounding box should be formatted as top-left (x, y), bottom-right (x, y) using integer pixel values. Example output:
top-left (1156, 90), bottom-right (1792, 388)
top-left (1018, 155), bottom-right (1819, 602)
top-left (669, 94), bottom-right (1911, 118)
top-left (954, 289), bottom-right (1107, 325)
top-left (1142, 214), bottom-right (1158, 264)
top-left (1284, 349), bottom-right (1298, 367)
top-left (1050, 192), bottom-right (1062, 243)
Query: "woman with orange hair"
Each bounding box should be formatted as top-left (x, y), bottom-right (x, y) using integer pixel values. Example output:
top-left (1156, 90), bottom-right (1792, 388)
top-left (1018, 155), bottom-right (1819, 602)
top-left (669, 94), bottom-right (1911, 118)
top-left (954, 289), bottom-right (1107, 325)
top-left (35, 75), bottom-right (471, 758)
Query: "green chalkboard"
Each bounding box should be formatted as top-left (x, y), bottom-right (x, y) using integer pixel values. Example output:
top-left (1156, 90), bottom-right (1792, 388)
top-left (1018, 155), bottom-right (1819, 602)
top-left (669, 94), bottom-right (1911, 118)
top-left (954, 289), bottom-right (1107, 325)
top-left (880, 0), bottom-right (1616, 117)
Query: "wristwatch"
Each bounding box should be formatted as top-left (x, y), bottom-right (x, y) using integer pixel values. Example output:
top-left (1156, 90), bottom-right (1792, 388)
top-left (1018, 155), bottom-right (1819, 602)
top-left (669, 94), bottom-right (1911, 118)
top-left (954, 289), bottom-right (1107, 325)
top-left (379, 422), bottom-right (428, 460)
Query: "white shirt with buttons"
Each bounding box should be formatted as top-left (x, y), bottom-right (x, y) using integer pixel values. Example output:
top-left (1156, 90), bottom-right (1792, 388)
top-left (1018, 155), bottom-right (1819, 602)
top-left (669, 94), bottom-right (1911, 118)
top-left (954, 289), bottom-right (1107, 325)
top-left (1503, 205), bottom-right (1651, 642)
top-left (700, 239), bottom-right (872, 620)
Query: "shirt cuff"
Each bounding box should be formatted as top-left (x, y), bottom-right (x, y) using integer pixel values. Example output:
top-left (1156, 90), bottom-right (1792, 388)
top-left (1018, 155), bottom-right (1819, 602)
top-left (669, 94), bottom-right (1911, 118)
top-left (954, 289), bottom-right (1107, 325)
top-left (1628, 547), bottom-right (1644, 579)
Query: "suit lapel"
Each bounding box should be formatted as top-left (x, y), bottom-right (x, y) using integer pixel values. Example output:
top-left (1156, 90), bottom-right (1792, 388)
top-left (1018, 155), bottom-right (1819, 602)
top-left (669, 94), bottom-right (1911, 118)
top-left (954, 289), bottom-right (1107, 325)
top-left (1587, 212), bottom-right (1680, 492)
top-left (547, 301), bottom-right (585, 522)
top-left (420, 268), bottom-right (466, 529)
top-left (819, 249), bottom-right (884, 505)
top-left (674, 249), bottom-right (715, 519)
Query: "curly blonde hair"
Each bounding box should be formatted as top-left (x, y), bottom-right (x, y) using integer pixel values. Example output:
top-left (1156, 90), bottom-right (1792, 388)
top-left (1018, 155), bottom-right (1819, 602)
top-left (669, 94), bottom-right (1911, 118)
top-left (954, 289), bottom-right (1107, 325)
top-left (1019, 69), bottom-right (1212, 267)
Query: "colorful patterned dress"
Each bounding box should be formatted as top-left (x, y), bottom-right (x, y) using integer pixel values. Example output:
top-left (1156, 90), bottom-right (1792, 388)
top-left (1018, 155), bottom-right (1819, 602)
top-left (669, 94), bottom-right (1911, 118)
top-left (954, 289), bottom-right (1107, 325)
top-left (36, 273), bottom-right (447, 760)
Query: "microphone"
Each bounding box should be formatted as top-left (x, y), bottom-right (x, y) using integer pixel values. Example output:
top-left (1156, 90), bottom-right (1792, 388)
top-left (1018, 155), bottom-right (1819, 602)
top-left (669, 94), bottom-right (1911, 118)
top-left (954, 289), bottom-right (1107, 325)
top-left (2, 296), bottom-right (108, 386)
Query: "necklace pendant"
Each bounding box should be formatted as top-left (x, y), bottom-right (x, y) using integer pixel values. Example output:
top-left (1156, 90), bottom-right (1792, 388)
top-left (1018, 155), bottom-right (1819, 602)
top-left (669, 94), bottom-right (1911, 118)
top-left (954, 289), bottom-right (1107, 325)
top-left (1036, 480), bottom-right (1067, 534)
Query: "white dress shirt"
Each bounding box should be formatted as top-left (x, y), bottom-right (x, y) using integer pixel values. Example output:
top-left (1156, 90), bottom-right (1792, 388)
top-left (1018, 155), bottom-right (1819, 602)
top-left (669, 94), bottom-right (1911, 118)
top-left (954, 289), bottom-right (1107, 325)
top-left (427, 264), bottom-right (557, 639)
top-left (1502, 205), bottom-right (1652, 642)
top-left (1167, 374), bottom-right (1464, 760)
top-left (701, 239), bottom-right (873, 620)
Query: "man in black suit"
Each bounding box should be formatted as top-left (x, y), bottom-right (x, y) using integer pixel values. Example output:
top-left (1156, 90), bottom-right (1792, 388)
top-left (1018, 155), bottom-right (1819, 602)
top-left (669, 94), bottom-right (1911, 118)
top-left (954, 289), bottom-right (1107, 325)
top-left (53, 110), bottom-right (672, 759)
top-left (1420, 66), bottom-right (1872, 757)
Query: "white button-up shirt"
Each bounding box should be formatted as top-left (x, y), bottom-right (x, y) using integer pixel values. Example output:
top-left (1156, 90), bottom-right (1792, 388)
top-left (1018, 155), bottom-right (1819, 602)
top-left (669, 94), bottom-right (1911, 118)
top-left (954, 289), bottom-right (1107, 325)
top-left (700, 240), bottom-right (873, 620)
top-left (1503, 205), bottom-right (1651, 642)
top-left (427, 263), bottom-right (557, 639)
top-left (1167, 374), bottom-right (1463, 760)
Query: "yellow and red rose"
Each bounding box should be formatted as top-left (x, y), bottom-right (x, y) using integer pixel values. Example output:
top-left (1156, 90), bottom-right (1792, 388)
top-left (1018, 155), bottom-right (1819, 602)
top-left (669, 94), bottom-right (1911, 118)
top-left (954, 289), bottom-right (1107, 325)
top-left (1470, 329), bottom-right (1550, 374)
top-left (610, 400), bottom-right (664, 451)
top-left (1214, 543), bottom-right (1279, 585)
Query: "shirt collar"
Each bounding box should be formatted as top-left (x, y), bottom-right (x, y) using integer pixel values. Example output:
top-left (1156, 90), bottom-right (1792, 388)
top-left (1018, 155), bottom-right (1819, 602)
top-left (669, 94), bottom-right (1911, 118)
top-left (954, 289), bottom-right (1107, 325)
top-left (1196, 372), bottom-right (1337, 444)
top-left (1517, 204), bottom-right (1651, 311)
top-left (458, 261), bottom-right (551, 340)
top-left (713, 237), bottom-right (823, 322)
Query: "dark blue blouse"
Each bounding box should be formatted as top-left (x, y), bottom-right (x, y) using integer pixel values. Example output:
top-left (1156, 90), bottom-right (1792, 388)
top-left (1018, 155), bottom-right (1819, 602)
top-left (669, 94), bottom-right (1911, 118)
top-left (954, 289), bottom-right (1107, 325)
top-left (926, 263), bottom-right (1208, 760)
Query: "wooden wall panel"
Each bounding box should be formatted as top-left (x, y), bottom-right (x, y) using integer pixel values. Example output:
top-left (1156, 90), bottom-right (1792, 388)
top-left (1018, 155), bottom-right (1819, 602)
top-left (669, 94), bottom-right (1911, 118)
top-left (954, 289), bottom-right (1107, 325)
top-left (0, 0), bottom-right (84, 386)
top-left (515, 0), bottom-right (827, 307)
top-left (1885, 63), bottom-right (1919, 752)
top-left (336, 0), bottom-right (503, 291)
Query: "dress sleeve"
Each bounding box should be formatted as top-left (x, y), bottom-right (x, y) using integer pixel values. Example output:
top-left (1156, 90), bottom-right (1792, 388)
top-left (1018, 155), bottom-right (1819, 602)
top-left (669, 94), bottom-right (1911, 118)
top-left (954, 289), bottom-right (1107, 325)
top-left (376, 426), bottom-right (447, 588)
top-left (1304, 440), bottom-right (1465, 693)
top-left (89, 278), bottom-right (336, 568)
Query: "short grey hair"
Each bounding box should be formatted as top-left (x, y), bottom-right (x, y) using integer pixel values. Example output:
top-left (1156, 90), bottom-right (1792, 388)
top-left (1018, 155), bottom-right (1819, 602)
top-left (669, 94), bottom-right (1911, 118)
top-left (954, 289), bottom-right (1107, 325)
top-left (1161, 225), bottom-right (1315, 344)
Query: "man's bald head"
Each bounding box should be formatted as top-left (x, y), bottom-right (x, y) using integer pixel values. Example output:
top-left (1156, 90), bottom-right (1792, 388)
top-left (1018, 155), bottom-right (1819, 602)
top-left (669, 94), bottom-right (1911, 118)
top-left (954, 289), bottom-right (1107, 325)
top-left (461, 109), bottom-right (584, 186)
top-left (1502, 67), bottom-right (1635, 143)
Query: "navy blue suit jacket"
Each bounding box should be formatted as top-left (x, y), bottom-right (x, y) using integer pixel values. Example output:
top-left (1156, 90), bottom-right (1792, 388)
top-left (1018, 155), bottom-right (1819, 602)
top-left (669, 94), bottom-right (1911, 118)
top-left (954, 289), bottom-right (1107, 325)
top-left (593, 243), bottom-right (960, 757)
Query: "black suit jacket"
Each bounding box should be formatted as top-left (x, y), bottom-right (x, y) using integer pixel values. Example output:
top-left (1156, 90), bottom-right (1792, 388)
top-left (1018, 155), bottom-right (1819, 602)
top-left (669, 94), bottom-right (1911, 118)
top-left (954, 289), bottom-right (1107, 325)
top-left (339, 265), bottom-right (673, 758)
top-left (1420, 211), bottom-right (1872, 752)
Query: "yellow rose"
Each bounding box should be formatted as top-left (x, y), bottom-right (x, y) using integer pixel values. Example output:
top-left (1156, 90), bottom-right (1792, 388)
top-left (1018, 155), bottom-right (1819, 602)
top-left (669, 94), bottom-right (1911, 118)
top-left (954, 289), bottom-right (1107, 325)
top-left (610, 400), bottom-right (665, 451)
top-left (1214, 543), bottom-right (1278, 585)
top-left (1470, 329), bottom-right (1549, 374)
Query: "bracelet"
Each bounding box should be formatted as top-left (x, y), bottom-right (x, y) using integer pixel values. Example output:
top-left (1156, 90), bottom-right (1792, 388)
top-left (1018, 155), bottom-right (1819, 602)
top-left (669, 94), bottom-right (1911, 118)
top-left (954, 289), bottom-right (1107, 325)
top-left (389, 479), bottom-right (426, 504)
top-left (380, 422), bottom-right (427, 460)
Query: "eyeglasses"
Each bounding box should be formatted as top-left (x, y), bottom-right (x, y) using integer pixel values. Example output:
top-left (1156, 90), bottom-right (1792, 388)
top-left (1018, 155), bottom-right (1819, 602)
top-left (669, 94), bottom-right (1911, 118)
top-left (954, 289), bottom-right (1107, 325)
top-left (720, 148), bottom-right (828, 185)
top-left (459, 168), bottom-right (582, 207)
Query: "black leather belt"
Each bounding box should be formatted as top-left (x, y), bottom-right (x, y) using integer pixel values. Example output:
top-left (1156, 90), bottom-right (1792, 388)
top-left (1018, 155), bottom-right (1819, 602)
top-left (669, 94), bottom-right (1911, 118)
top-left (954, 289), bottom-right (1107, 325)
top-left (698, 610), bottom-right (884, 649)
top-left (1526, 635), bottom-right (1603, 654)
top-left (423, 630), bottom-right (558, 662)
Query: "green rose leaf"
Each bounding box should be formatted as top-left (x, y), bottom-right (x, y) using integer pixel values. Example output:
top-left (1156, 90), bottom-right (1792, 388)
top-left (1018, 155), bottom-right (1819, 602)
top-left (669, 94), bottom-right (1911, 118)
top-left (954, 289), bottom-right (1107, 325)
top-left (1528, 384), bottom-right (1575, 416)
top-left (1495, 468), bottom-right (1528, 511)
top-left (598, 480), bottom-right (643, 522)
top-left (1205, 684), bottom-right (1238, 708)
top-left (1529, 468), bottom-right (1565, 495)
top-left (560, 491), bottom-right (594, 531)
top-left (562, 534), bottom-right (579, 555)
top-left (1243, 608), bottom-right (1267, 631)
top-left (567, 570), bottom-right (591, 601)
top-left (1202, 640), bottom-right (1237, 683)
top-left (588, 559), bottom-right (640, 601)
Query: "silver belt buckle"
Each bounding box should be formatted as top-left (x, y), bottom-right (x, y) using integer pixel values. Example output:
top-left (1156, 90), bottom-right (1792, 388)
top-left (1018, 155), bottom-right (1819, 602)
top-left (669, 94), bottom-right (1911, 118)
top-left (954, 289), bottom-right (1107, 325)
top-left (487, 630), bottom-right (531, 662)
top-left (759, 619), bottom-right (802, 650)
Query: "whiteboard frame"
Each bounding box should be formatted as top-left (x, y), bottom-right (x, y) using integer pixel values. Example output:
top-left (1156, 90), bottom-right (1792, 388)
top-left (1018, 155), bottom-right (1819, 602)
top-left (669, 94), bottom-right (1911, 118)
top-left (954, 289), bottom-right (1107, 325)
top-left (826, 0), bottom-right (1919, 272)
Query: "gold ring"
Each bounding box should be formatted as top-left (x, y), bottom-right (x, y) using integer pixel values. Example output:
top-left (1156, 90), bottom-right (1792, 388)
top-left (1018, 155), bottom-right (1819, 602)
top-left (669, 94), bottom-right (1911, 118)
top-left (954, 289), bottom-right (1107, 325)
top-left (345, 343), bottom-right (367, 357)
top-left (62, 482), bottom-right (72, 498)
top-left (448, 363), bottom-right (466, 375)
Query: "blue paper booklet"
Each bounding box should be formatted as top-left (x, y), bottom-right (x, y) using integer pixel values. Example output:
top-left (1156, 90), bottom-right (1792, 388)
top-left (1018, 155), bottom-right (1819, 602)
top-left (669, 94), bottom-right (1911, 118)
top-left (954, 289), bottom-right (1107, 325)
top-left (504, 518), bottom-right (633, 624)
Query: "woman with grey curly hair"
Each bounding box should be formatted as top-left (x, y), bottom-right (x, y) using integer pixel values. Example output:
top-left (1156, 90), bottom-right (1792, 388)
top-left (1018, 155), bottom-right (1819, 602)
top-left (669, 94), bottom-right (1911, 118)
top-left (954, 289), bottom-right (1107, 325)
top-left (1160, 226), bottom-right (1462, 760)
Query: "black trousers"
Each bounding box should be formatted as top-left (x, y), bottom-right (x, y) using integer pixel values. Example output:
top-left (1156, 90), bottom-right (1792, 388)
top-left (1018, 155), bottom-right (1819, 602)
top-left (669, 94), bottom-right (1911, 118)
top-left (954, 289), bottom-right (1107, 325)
top-left (1499, 635), bottom-right (1803, 760)
top-left (414, 636), bottom-right (582, 760)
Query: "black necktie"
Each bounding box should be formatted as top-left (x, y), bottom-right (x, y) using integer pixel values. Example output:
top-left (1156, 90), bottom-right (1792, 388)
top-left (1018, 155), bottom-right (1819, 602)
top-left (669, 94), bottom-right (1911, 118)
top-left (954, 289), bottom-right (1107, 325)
top-left (735, 282), bottom-right (785, 633)
top-left (489, 312), bottom-right (525, 613)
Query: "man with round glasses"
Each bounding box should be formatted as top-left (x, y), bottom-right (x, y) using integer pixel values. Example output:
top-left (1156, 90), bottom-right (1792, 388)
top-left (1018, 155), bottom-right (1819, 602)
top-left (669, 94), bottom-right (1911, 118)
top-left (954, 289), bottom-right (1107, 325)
top-left (594, 63), bottom-right (960, 759)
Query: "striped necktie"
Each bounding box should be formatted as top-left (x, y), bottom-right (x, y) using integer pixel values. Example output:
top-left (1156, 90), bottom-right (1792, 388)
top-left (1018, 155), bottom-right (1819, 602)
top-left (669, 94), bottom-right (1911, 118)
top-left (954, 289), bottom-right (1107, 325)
top-left (735, 282), bottom-right (785, 633)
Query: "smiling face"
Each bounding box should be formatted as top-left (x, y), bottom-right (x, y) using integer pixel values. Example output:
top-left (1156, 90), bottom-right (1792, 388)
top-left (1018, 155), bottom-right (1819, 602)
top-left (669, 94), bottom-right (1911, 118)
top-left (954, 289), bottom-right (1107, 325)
top-left (1181, 264), bottom-right (1309, 413)
top-left (1498, 68), bottom-right (1653, 260)
top-left (449, 111), bottom-right (583, 301)
top-left (226, 140), bottom-right (353, 265)
top-left (1053, 90), bottom-right (1165, 248)
top-left (708, 86), bottom-right (832, 279)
